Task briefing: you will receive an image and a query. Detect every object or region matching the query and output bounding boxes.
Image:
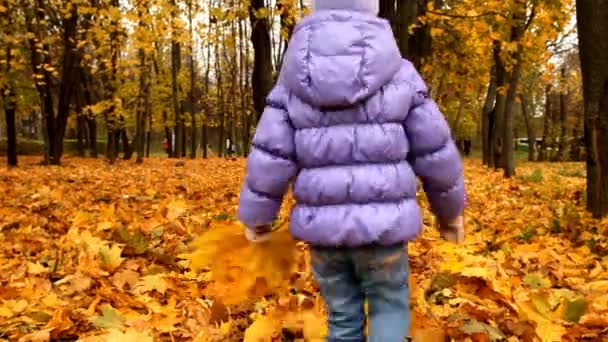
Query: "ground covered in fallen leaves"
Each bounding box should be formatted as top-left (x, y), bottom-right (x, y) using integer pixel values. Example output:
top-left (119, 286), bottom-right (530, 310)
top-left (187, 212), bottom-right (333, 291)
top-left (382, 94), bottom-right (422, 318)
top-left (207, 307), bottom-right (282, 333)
top-left (1, 156), bottom-right (607, 341)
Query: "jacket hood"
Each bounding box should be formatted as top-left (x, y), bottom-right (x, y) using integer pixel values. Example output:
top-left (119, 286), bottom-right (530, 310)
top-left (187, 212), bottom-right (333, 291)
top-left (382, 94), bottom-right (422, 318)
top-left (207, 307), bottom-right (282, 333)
top-left (312, 0), bottom-right (379, 15)
top-left (280, 10), bottom-right (402, 108)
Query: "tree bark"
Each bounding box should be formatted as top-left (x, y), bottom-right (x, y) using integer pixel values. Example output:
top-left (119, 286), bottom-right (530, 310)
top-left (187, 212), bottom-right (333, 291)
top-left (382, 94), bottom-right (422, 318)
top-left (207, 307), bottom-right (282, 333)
top-left (26, 2), bottom-right (57, 165)
top-left (216, 30), bottom-right (225, 157)
top-left (135, 50), bottom-right (146, 164)
top-left (121, 129), bottom-right (132, 160)
top-left (54, 6), bottom-right (80, 163)
top-left (2, 8), bottom-right (17, 167)
top-left (521, 95), bottom-right (536, 162)
top-left (171, 0), bottom-right (184, 158)
top-left (577, 0), bottom-right (608, 217)
top-left (188, 0), bottom-right (197, 159)
top-left (201, 8), bottom-right (212, 159)
top-left (87, 117), bottom-right (97, 158)
top-left (249, 0), bottom-right (274, 123)
top-left (555, 67), bottom-right (568, 162)
top-left (491, 41), bottom-right (507, 169)
top-left (135, 1), bottom-right (149, 164)
top-left (77, 115), bottom-right (86, 157)
top-left (395, 0), bottom-right (418, 59)
top-left (482, 62), bottom-right (497, 166)
top-left (379, 0), bottom-right (396, 28)
top-left (538, 85), bottom-right (553, 162)
top-left (501, 46), bottom-right (524, 178)
top-left (494, 3), bottom-right (532, 176)
top-left (452, 94), bottom-right (465, 139)
top-left (2, 88), bottom-right (17, 167)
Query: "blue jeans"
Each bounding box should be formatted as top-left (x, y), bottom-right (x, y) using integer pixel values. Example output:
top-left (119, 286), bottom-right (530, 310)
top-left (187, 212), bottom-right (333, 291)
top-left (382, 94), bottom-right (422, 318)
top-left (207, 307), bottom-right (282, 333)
top-left (310, 243), bottom-right (410, 342)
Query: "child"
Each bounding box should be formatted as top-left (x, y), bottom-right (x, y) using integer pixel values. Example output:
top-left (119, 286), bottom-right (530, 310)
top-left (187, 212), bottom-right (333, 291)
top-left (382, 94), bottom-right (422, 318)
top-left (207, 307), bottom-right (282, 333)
top-left (238, 0), bottom-right (466, 340)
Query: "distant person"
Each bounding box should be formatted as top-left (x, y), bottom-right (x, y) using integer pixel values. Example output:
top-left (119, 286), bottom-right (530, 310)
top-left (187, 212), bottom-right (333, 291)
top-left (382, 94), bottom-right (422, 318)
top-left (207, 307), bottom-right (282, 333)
top-left (237, 0), bottom-right (467, 340)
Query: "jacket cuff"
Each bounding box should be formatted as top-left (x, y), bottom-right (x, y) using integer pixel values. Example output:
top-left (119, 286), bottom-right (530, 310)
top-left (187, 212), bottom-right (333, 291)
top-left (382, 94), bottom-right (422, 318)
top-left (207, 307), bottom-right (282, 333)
top-left (426, 178), bottom-right (465, 221)
top-left (238, 185), bottom-right (281, 228)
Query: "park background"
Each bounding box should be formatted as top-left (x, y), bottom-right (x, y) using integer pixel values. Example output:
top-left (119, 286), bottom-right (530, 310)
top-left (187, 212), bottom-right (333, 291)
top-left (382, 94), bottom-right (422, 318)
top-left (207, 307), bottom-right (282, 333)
top-left (1, 0), bottom-right (608, 341)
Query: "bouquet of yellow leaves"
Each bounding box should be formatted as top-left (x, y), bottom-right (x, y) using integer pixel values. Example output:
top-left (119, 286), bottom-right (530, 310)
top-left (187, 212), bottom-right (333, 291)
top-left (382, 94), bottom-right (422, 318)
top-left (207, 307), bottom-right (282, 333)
top-left (187, 221), bottom-right (298, 304)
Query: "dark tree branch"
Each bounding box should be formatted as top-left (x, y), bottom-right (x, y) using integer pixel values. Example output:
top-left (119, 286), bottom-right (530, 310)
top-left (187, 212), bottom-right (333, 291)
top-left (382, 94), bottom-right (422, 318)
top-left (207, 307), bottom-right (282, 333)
top-left (523, 4), bottom-right (537, 31)
top-left (426, 9), bottom-right (505, 19)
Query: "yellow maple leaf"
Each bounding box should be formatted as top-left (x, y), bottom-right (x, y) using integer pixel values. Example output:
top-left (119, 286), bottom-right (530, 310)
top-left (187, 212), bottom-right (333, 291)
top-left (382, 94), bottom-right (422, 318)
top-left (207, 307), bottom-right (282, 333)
top-left (243, 316), bottom-right (279, 342)
top-left (99, 244), bottom-right (124, 271)
top-left (104, 329), bottom-right (153, 342)
top-left (133, 274), bottom-right (168, 295)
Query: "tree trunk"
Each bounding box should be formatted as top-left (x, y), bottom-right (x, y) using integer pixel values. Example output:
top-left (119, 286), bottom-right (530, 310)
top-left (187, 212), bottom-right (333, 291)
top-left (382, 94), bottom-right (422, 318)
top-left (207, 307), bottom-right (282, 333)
top-left (538, 85), bottom-right (553, 162)
top-left (77, 115), bottom-right (86, 157)
top-left (491, 41), bottom-right (507, 169)
top-left (135, 48), bottom-right (147, 164)
top-left (216, 32), bottom-right (225, 157)
top-left (570, 110), bottom-right (583, 161)
top-left (2, 88), bottom-right (17, 167)
top-left (521, 95), bottom-right (536, 162)
top-left (230, 20), bottom-right (238, 155)
top-left (171, 0), bottom-right (184, 158)
top-left (406, 0), bottom-right (432, 68)
top-left (239, 18), bottom-right (251, 156)
top-left (202, 8), bottom-right (212, 159)
top-left (577, 0), bottom-right (608, 217)
top-left (80, 63), bottom-right (98, 158)
top-left (482, 62), bottom-right (497, 166)
top-left (87, 118), bottom-right (97, 158)
top-left (54, 7), bottom-right (80, 163)
top-left (277, 0), bottom-right (295, 69)
top-left (2, 12), bottom-right (17, 167)
top-left (27, 1), bottom-right (57, 165)
top-left (188, 0), bottom-right (197, 159)
top-left (121, 129), bottom-right (132, 160)
top-left (452, 95), bottom-right (465, 139)
top-left (496, 3), bottom-right (531, 176)
top-left (379, 0), bottom-right (396, 29)
top-left (501, 44), bottom-right (525, 178)
top-left (395, 0), bottom-right (418, 59)
top-left (249, 0), bottom-right (274, 123)
top-left (134, 2), bottom-right (147, 163)
top-left (555, 67), bottom-right (569, 162)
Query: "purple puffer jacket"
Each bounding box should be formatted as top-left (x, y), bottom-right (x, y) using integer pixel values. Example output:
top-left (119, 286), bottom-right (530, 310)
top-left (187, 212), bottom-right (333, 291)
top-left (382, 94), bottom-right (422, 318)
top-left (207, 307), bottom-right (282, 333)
top-left (238, 10), bottom-right (465, 247)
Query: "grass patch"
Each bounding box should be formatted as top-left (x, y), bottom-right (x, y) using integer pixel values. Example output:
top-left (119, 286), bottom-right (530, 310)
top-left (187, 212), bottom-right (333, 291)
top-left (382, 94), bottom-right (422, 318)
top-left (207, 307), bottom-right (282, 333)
top-left (557, 168), bottom-right (585, 178)
top-left (519, 169), bottom-right (544, 183)
top-left (518, 225), bottom-right (538, 242)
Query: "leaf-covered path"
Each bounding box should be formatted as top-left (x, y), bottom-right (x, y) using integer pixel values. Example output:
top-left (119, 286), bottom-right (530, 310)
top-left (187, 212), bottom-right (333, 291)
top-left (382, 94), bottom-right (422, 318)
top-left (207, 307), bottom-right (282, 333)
top-left (0, 157), bottom-right (606, 341)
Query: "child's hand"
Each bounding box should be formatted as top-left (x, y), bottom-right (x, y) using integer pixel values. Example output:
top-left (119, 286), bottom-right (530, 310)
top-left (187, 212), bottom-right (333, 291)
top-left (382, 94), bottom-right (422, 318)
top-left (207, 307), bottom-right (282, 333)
top-left (244, 225), bottom-right (273, 243)
top-left (439, 215), bottom-right (465, 244)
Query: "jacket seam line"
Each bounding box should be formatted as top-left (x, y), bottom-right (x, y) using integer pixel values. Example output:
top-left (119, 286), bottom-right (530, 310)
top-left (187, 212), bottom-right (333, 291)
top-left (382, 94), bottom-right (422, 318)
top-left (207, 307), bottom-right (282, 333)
top-left (247, 184), bottom-right (282, 202)
top-left (302, 160), bottom-right (408, 170)
top-left (251, 143), bottom-right (295, 162)
top-left (297, 121), bottom-right (405, 131)
top-left (295, 197), bottom-right (417, 208)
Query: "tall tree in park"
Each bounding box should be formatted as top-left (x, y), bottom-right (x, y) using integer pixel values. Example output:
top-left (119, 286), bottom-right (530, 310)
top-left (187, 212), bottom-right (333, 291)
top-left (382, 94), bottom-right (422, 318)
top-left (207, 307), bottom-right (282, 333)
top-left (577, 1), bottom-right (608, 217)
top-left (249, 0), bottom-right (273, 123)
top-left (134, 0), bottom-right (152, 164)
top-left (0, 0), bottom-right (17, 166)
top-left (379, 0), bottom-right (432, 67)
top-left (171, 0), bottom-right (185, 158)
top-left (188, 0), bottom-right (197, 159)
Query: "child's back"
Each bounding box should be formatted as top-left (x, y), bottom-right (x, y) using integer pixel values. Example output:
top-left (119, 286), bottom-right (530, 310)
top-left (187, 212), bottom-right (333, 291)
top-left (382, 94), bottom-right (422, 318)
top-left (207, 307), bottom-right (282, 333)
top-left (238, 0), bottom-right (466, 340)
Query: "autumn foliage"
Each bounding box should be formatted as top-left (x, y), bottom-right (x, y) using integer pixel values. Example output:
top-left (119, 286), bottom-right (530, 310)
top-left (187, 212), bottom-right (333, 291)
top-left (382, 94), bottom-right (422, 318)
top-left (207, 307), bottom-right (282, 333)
top-left (0, 157), bottom-right (605, 341)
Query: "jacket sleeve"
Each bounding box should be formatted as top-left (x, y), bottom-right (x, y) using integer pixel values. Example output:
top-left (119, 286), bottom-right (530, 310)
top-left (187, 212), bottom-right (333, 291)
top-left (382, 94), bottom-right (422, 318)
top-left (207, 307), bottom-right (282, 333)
top-left (405, 89), bottom-right (465, 222)
top-left (238, 85), bottom-right (298, 229)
